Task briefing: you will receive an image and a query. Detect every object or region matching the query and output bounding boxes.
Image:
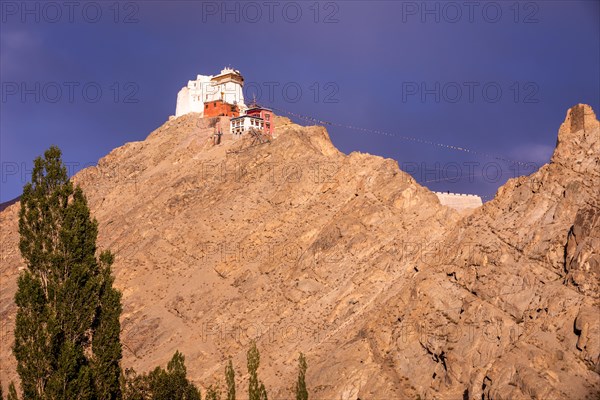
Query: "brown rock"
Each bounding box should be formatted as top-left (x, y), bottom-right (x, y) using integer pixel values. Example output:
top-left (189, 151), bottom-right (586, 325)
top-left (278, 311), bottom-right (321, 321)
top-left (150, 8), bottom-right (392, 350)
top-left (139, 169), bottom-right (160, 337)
top-left (0, 105), bottom-right (598, 399)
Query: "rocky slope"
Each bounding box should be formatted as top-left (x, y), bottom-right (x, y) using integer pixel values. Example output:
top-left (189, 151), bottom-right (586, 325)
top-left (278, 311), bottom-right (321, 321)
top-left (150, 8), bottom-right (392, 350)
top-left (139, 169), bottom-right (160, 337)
top-left (357, 104), bottom-right (600, 399)
top-left (1, 105), bottom-right (598, 399)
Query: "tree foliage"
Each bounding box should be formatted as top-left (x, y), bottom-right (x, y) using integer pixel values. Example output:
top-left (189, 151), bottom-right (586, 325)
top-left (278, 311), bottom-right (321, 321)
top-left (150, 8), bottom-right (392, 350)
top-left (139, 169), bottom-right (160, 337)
top-left (225, 358), bottom-right (235, 400)
top-left (258, 383), bottom-right (267, 400)
top-left (92, 251), bottom-right (123, 400)
top-left (121, 368), bottom-right (150, 400)
top-left (6, 383), bottom-right (17, 400)
top-left (122, 351), bottom-right (200, 400)
top-left (14, 146), bottom-right (122, 399)
top-left (295, 353), bottom-right (308, 400)
top-left (205, 385), bottom-right (220, 400)
top-left (247, 342), bottom-right (267, 400)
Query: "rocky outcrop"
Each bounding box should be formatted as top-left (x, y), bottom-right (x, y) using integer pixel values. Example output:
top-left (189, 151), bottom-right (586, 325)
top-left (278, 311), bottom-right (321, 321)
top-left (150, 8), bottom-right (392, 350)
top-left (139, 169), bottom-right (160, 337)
top-left (565, 204), bottom-right (600, 298)
top-left (357, 104), bottom-right (600, 399)
top-left (0, 105), bottom-right (598, 399)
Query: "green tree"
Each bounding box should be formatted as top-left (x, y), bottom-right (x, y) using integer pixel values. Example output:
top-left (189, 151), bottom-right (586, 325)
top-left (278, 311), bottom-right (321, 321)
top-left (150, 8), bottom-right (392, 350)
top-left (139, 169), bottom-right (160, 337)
top-left (205, 385), bottom-right (220, 400)
top-left (121, 368), bottom-right (150, 400)
top-left (247, 342), bottom-right (267, 400)
top-left (14, 146), bottom-right (122, 399)
top-left (7, 383), bottom-right (18, 400)
top-left (121, 352), bottom-right (201, 400)
top-left (225, 358), bottom-right (235, 400)
top-left (92, 251), bottom-right (123, 400)
top-left (258, 383), bottom-right (267, 400)
top-left (295, 353), bottom-right (308, 400)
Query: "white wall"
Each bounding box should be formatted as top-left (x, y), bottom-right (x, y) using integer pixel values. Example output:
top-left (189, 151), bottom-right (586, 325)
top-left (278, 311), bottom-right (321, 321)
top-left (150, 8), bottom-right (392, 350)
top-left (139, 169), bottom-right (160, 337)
top-left (230, 116), bottom-right (263, 137)
top-left (175, 70), bottom-right (246, 117)
top-left (434, 192), bottom-right (483, 211)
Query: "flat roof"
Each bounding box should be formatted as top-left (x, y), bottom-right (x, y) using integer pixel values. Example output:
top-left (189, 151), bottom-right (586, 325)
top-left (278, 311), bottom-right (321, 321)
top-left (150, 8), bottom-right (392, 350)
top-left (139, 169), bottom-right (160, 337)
top-left (246, 106), bottom-right (273, 112)
top-left (205, 99), bottom-right (238, 105)
top-left (211, 72), bottom-right (244, 82)
top-left (230, 115), bottom-right (264, 121)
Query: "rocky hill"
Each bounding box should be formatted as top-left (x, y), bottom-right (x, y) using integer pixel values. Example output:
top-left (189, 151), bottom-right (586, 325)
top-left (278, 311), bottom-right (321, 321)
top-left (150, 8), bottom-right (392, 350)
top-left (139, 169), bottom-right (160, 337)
top-left (0, 197), bottom-right (19, 213)
top-left (1, 105), bottom-right (598, 399)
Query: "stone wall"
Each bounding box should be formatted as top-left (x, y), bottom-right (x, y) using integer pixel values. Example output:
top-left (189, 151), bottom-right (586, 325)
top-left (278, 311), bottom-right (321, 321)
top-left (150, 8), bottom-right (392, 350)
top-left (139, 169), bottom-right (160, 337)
top-left (434, 191), bottom-right (483, 211)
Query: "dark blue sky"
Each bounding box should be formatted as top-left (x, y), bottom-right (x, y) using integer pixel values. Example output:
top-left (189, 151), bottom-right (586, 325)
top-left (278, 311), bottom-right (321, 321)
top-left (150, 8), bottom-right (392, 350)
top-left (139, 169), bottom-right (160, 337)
top-left (1, 0), bottom-right (599, 202)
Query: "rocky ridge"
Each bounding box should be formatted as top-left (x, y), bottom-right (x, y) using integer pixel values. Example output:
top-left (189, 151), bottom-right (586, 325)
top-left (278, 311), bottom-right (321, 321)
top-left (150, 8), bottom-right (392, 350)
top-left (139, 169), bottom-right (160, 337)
top-left (0, 105), bottom-right (598, 399)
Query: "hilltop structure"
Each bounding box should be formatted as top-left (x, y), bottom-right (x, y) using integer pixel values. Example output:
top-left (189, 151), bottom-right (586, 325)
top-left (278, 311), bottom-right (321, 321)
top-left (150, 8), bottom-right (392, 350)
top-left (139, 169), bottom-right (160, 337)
top-left (174, 69), bottom-right (482, 209)
top-left (1, 105), bottom-right (599, 398)
top-left (434, 191), bottom-right (483, 211)
top-left (175, 67), bottom-right (246, 117)
top-left (204, 99), bottom-right (240, 118)
top-left (230, 102), bottom-right (274, 138)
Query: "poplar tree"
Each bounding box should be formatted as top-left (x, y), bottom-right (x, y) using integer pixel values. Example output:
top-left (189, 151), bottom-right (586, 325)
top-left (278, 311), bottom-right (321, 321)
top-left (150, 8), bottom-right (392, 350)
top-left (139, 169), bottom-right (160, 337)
top-left (247, 342), bottom-right (267, 400)
top-left (92, 250), bottom-right (123, 399)
top-left (6, 384), bottom-right (17, 400)
top-left (14, 146), bottom-right (122, 399)
top-left (247, 343), bottom-right (260, 400)
top-left (225, 358), bottom-right (235, 400)
top-left (295, 353), bottom-right (308, 400)
top-left (205, 385), bottom-right (220, 400)
top-left (121, 368), bottom-right (150, 400)
top-left (258, 384), bottom-right (267, 400)
top-left (146, 351), bottom-right (201, 400)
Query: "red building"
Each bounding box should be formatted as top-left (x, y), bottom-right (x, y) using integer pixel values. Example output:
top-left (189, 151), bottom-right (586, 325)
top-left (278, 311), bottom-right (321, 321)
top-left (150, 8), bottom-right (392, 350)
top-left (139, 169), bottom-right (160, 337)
top-left (203, 99), bottom-right (240, 118)
top-left (245, 105), bottom-right (273, 135)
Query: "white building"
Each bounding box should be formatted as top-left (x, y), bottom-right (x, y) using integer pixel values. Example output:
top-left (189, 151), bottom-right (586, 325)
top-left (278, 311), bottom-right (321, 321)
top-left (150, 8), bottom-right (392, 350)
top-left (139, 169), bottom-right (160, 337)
top-left (230, 115), bottom-right (264, 138)
top-left (175, 67), bottom-right (246, 117)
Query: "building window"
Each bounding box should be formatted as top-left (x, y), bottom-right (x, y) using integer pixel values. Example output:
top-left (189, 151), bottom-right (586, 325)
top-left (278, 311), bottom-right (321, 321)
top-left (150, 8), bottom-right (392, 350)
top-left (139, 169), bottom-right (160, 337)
top-left (265, 114), bottom-right (270, 121)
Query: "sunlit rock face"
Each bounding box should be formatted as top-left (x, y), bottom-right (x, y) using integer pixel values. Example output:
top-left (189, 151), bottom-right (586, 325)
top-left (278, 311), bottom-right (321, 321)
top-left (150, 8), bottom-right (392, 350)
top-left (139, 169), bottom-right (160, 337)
top-left (1, 106), bottom-right (598, 399)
